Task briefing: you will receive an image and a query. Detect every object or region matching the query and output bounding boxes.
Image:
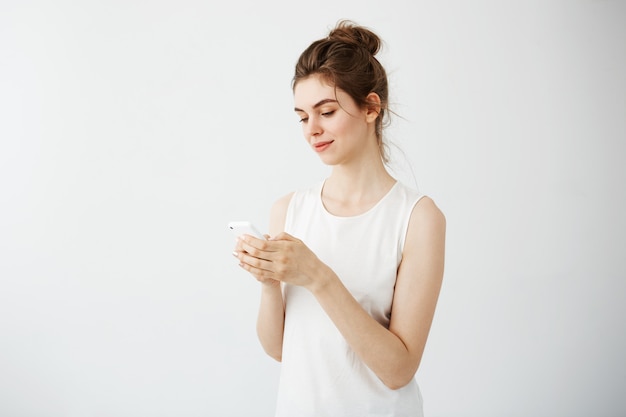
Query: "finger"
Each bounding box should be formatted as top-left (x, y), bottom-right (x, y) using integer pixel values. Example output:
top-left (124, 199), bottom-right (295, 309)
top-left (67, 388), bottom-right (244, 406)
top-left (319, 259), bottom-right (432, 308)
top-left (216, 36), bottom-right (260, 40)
top-left (238, 235), bottom-right (278, 258)
top-left (232, 250), bottom-right (272, 279)
top-left (237, 250), bottom-right (273, 273)
top-left (238, 257), bottom-right (276, 282)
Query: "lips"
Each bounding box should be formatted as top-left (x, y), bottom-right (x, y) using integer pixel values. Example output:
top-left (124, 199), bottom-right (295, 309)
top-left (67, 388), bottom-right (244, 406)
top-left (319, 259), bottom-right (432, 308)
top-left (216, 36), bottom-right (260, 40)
top-left (313, 140), bottom-right (334, 152)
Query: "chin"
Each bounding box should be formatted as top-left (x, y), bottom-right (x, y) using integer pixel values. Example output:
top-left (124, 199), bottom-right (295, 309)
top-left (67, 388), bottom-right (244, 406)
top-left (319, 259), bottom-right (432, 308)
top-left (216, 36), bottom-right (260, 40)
top-left (317, 154), bottom-right (341, 166)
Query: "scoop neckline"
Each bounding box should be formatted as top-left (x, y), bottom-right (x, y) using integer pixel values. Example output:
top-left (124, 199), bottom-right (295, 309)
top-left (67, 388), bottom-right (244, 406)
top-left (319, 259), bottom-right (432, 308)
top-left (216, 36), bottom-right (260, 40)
top-left (318, 179), bottom-right (399, 219)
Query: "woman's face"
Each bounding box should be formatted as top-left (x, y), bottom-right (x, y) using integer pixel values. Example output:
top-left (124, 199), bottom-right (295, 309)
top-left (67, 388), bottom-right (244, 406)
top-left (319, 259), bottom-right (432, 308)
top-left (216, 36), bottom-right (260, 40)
top-left (293, 75), bottom-right (376, 166)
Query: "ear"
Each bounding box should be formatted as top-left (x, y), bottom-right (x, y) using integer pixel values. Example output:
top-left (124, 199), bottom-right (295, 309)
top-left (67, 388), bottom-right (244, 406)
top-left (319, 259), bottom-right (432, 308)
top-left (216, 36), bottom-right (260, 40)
top-left (364, 92), bottom-right (381, 123)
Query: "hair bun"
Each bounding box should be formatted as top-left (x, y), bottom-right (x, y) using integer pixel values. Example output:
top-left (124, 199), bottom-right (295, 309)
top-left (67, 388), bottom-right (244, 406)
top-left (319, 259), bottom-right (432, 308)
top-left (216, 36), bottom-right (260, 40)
top-left (327, 20), bottom-right (381, 56)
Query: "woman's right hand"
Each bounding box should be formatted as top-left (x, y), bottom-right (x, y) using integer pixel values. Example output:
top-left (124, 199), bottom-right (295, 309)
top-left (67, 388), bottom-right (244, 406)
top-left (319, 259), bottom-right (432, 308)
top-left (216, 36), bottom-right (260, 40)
top-left (233, 234), bottom-right (281, 287)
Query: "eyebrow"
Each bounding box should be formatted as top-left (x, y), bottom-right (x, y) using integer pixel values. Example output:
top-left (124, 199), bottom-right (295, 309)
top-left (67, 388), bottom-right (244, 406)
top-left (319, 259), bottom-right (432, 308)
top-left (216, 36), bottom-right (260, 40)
top-left (294, 98), bottom-right (338, 112)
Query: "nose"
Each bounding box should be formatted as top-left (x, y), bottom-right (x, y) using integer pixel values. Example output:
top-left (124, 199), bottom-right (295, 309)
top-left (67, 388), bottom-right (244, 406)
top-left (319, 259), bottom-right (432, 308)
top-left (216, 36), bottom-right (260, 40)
top-left (304, 115), bottom-right (322, 139)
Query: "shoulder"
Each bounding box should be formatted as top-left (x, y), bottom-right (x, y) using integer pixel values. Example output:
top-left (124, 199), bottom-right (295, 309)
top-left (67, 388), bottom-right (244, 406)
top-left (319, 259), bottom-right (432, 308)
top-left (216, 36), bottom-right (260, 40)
top-left (412, 196), bottom-right (445, 227)
top-left (271, 192), bottom-right (295, 218)
top-left (268, 182), bottom-right (322, 235)
top-left (392, 182), bottom-right (445, 232)
top-left (270, 181), bottom-right (321, 219)
top-left (405, 196), bottom-right (446, 254)
top-left (269, 192), bottom-right (295, 236)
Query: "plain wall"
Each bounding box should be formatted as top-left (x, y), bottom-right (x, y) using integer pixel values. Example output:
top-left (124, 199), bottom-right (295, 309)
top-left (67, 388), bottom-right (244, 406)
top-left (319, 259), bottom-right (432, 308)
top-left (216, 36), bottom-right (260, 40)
top-left (1, 1), bottom-right (625, 416)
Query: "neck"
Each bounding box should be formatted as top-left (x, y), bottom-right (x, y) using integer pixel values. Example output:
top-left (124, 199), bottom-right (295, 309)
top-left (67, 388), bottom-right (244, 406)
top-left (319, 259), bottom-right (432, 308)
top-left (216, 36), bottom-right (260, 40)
top-left (321, 155), bottom-right (396, 215)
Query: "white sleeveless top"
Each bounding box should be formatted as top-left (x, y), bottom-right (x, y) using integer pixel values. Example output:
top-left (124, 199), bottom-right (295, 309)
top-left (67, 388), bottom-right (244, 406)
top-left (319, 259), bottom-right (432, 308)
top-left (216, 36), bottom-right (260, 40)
top-left (275, 180), bottom-right (425, 417)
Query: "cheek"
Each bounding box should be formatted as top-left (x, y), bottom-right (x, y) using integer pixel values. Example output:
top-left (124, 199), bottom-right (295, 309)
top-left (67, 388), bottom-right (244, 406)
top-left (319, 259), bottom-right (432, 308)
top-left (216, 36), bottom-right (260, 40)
top-left (327, 117), bottom-right (348, 135)
top-left (335, 118), bottom-right (363, 138)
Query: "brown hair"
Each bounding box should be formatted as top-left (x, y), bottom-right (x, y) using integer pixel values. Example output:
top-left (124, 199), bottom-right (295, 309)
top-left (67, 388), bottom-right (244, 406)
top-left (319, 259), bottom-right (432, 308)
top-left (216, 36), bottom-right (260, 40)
top-left (293, 20), bottom-right (391, 162)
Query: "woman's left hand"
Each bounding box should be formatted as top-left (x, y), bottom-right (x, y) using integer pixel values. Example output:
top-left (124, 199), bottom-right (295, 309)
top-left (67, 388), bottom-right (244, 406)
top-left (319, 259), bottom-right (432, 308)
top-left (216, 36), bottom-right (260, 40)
top-left (234, 232), bottom-right (329, 290)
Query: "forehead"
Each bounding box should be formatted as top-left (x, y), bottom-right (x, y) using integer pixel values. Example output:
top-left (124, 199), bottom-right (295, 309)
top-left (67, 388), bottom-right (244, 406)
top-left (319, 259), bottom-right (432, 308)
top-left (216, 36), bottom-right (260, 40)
top-left (293, 75), bottom-right (347, 110)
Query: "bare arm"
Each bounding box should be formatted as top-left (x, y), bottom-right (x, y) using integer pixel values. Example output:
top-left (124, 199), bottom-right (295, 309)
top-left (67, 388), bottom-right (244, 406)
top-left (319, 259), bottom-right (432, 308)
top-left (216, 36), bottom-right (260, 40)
top-left (252, 193), bottom-right (292, 361)
top-left (237, 196), bottom-right (445, 388)
top-left (310, 197), bottom-right (446, 388)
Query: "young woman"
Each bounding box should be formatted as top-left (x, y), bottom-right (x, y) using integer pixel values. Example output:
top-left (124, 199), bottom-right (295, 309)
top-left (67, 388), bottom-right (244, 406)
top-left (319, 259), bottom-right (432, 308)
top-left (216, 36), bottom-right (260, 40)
top-left (233, 20), bottom-right (446, 416)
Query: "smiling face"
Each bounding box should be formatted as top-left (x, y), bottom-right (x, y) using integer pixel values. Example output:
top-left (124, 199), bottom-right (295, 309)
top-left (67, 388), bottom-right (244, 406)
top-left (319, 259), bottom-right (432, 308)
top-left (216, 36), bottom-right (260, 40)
top-left (293, 74), bottom-right (379, 167)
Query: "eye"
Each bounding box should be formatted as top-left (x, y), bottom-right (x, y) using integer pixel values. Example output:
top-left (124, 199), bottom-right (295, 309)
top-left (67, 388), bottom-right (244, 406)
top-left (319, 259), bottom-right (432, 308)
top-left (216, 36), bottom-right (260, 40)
top-left (321, 110), bottom-right (335, 117)
top-left (298, 117), bottom-right (309, 123)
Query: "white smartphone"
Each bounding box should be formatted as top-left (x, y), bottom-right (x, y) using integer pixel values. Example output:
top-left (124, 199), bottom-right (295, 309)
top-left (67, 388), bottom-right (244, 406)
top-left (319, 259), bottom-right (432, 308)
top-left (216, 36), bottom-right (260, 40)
top-left (228, 221), bottom-right (266, 240)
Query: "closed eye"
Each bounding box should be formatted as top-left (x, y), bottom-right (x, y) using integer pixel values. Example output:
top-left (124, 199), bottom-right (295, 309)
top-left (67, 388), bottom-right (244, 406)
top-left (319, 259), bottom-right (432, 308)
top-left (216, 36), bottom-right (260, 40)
top-left (296, 109), bottom-right (334, 123)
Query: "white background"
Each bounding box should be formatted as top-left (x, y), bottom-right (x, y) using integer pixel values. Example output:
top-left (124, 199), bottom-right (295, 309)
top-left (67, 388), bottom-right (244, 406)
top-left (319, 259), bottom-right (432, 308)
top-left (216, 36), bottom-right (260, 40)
top-left (1, 1), bottom-right (625, 416)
